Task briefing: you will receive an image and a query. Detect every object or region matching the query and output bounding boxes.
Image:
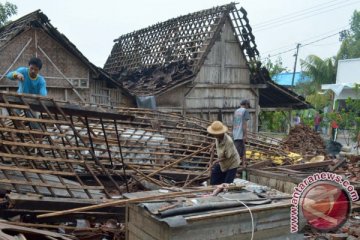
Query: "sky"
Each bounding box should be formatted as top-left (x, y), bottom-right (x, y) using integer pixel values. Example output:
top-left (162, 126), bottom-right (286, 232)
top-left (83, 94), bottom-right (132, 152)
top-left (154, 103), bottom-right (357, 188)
top-left (5, 0), bottom-right (360, 71)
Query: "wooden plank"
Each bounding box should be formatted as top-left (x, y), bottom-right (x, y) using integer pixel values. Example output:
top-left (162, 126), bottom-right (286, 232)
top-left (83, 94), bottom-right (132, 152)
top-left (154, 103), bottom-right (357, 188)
top-left (265, 160), bottom-right (334, 170)
top-left (247, 160), bottom-right (272, 169)
top-left (0, 179), bottom-right (104, 190)
top-left (192, 83), bottom-right (267, 89)
top-left (0, 152), bottom-right (85, 164)
top-left (0, 165), bottom-right (75, 176)
top-left (185, 201), bottom-right (291, 222)
top-left (0, 103), bottom-right (30, 109)
top-left (248, 169), bottom-right (304, 183)
top-left (249, 174), bottom-right (297, 194)
top-left (0, 140), bottom-right (89, 151)
top-left (37, 185), bottom-right (243, 218)
top-left (0, 127), bottom-right (66, 137)
top-left (0, 115), bottom-right (69, 125)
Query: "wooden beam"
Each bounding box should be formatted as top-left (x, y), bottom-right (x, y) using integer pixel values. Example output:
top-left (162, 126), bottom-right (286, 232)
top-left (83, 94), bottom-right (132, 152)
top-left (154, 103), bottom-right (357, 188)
top-left (0, 140), bottom-right (89, 151)
top-left (0, 38), bottom-right (32, 82)
top-left (190, 83), bottom-right (268, 89)
top-left (37, 185), bottom-right (243, 218)
top-left (0, 152), bottom-right (85, 164)
top-left (37, 46), bottom-right (86, 103)
top-left (0, 179), bottom-right (104, 190)
top-left (0, 165), bottom-right (75, 176)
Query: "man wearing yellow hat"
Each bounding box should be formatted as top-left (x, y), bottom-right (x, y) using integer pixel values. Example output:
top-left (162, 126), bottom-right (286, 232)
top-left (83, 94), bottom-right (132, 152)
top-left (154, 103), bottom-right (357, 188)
top-left (207, 121), bottom-right (241, 185)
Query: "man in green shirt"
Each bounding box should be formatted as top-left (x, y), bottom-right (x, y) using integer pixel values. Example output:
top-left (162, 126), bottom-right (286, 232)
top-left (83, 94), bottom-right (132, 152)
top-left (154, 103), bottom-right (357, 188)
top-left (207, 121), bottom-right (241, 185)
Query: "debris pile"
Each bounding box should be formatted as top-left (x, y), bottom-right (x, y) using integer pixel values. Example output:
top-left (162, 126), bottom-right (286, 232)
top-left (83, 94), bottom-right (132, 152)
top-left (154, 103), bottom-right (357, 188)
top-left (114, 61), bottom-right (194, 96)
top-left (0, 91), bottom-right (214, 240)
top-left (335, 155), bottom-right (360, 182)
top-left (281, 124), bottom-right (327, 160)
top-left (305, 211), bottom-right (360, 240)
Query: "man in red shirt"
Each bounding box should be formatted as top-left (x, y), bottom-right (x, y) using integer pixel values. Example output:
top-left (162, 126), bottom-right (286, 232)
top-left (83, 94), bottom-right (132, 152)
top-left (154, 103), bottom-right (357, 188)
top-left (331, 120), bottom-right (339, 141)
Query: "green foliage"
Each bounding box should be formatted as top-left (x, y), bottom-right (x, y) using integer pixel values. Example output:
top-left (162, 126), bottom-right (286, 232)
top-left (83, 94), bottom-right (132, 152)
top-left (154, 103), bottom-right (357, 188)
top-left (262, 57), bottom-right (288, 77)
top-left (0, 1), bottom-right (17, 27)
top-left (305, 92), bottom-right (332, 111)
top-left (259, 111), bottom-right (288, 132)
top-left (344, 96), bottom-right (360, 142)
top-left (298, 109), bottom-right (315, 127)
top-left (297, 55), bottom-right (336, 110)
top-left (325, 89), bottom-right (360, 145)
top-left (337, 10), bottom-right (360, 59)
top-left (351, 10), bottom-right (360, 40)
top-left (300, 55), bottom-right (336, 90)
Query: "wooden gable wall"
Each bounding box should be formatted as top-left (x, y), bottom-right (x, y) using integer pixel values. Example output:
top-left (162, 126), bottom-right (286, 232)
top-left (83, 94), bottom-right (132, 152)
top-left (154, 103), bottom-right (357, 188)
top-left (157, 18), bottom-right (258, 131)
top-left (0, 28), bottom-right (134, 107)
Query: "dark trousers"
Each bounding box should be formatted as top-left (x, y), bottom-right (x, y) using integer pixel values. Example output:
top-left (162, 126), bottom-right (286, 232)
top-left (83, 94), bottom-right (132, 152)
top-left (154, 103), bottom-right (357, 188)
top-left (314, 125), bottom-right (320, 132)
top-left (210, 164), bottom-right (237, 185)
top-left (234, 139), bottom-right (245, 161)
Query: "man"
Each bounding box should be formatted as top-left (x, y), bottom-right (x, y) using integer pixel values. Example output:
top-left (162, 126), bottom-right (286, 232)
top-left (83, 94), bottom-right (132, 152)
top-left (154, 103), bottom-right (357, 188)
top-left (207, 121), bottom-right (241, 185)
top-left (233, 99), bottom-right (250, 166)
top-left (6, 57), bottom-right (47, 96)
top-left (294, 114), bottom-right (301, 126)
top-left (314, 112), bottom-right (322, 132)
top-left (331, 119), bottom-right (339, 141)
top-left (6, 57), bottom-right (47, 132)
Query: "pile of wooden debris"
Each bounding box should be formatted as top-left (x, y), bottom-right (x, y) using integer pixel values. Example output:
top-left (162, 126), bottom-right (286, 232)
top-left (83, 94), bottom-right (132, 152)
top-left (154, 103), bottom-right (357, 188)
top-left (282, 124), bottom-right (327, 160)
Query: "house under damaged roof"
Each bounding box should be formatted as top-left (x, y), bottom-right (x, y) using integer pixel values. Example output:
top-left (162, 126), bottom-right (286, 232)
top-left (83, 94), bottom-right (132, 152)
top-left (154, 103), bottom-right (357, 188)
top-left (0, 10), bottom-right (135, 107)
top-left (104, 2), bottom-right (309, 130)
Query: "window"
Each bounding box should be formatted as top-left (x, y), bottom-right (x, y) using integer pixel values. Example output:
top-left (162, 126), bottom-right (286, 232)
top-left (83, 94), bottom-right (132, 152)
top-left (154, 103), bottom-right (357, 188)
top-left (80, 79), bottom-right (88, 88)
top-left (70, 78), bottom-right (89, 88)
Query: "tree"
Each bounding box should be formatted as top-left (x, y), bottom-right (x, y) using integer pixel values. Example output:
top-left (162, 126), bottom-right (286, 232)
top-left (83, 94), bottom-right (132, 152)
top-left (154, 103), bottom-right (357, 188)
top-left (262, 56), bottom-right (288, 77)
top-left (300, 55), bottom-right (336, 88)
top-left (0, 1), bottom-right (17, 27)
top-left (259, 57), bottom-right (289, 132)
top-left (337, 10), bottom-right (360, 59)
top-left (296, 55), bottom-right (336, 110)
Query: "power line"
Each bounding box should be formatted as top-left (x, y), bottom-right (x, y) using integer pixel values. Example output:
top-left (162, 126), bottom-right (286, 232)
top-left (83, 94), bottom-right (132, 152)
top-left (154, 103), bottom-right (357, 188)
top-left (262, 24), bottom-right (350, 54)
top-left (253, 0), bottom-right (344, 28)
top-left (262, 24), bottom-right (349, 55)
top-left (255, 0), bottom-right (360, 32)
top-left (266, 31), bottom-right (343, 59)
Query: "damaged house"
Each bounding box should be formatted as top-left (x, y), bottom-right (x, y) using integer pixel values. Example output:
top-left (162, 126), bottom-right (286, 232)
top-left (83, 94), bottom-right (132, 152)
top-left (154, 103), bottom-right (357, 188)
top-left (104, 3), bottom-right (309, 131)
top-left (0, 10), bottom-right (135, 107)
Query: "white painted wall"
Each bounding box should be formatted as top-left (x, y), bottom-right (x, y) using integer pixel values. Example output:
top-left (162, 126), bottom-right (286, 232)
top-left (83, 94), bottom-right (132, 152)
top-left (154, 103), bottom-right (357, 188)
top-left (336, 58), bottom-right (360, 84)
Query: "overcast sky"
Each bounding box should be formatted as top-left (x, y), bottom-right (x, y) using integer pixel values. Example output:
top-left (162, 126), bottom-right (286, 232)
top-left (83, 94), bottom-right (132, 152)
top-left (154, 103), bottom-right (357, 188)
top-left (6, 0), bottom-right (360, 71)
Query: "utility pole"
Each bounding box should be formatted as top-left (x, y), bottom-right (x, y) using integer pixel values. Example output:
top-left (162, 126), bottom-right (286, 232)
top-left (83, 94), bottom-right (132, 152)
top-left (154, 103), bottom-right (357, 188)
top-left (291, 43), bottom-right (301, 87)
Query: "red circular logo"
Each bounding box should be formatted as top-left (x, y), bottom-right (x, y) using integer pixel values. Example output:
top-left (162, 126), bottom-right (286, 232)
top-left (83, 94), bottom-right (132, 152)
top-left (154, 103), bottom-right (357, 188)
top-left (300, 182), bottom-right (350, 231)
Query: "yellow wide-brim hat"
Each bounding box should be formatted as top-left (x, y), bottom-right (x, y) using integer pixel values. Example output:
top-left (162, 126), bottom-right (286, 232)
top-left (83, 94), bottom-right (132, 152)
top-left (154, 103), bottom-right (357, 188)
top-left (207, 121), bottom-right (228, 135)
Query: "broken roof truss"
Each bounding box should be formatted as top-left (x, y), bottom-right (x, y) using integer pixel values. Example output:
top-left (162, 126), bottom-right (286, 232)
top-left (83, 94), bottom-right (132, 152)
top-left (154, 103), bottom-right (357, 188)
top-left (0, 91), bottom-right (214, 199)
top-left (104, 3), bottom-right (259, 96)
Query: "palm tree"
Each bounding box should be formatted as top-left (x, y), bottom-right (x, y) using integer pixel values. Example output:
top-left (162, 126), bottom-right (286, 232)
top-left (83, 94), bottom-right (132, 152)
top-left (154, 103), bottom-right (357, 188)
top-left (297, 55), bottom-right (336, 110)
top-left (300, 55), bottom-right (336, 90)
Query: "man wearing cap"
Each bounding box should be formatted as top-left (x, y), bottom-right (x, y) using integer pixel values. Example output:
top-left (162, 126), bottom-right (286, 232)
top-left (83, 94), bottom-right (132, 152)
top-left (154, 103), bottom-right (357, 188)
top-left (233, 100), bottom-right (250, 166)
top-left (207, 121), bottom-right (241, 185)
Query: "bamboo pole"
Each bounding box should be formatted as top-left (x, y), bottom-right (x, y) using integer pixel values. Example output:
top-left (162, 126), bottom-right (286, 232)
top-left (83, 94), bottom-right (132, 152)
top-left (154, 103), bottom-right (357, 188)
top-left (37, 185), bottom-right (242, 219)
top-left (0, 38), bottom-right (32, 82)
top-left (134, 144), bottom-right (213, 183)
top-left (37, 46), bottom-right (86, 103)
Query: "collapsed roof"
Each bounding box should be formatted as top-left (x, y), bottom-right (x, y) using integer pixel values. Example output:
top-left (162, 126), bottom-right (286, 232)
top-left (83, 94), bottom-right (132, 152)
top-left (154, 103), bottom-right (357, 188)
top-left (0, 91), bottom-right (296, 200)
top-left (104, 3), bottom-right (309, 109)
top-left (256, 67), bottom-right (311, 109)
top-left (0, 91), bottom-right (214, 199)
top-left (104, 2), bottom-right (259, 96)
